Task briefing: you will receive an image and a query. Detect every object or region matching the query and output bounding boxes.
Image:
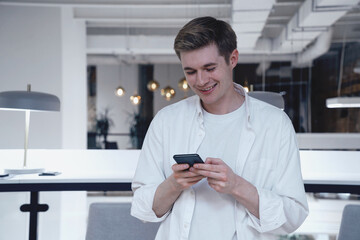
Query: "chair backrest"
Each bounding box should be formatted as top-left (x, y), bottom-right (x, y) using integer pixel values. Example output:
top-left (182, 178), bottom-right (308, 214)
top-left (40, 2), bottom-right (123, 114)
top-left (248, 91), bottom-right (285, 110)
top-left (337, 204), bottom-right (360, 240)
top-left (86, 202), bottom-right (160, 240)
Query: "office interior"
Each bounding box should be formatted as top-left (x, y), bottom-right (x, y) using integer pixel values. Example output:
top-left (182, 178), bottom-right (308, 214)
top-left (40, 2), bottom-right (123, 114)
top-left (0, 0), bottom-right (359, 239)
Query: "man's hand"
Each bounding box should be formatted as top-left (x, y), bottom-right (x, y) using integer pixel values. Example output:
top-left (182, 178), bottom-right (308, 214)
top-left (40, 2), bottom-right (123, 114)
top-left (189, 158), bottom-right (236, 194)
top-left (190, 157), bottom-right (260, 218)
top-left (152, 163), bottom-right (204, 218)
top-left (170, 163), bottom-right (205, 191)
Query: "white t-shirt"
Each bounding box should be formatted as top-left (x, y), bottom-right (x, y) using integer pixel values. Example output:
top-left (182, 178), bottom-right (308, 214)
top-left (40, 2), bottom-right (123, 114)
top-left (189, 104), bottom-right (245, 240)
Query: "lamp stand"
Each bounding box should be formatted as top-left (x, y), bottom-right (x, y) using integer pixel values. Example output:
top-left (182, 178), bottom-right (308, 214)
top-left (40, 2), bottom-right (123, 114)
top-left (4, 110), bottom-right (44, 174)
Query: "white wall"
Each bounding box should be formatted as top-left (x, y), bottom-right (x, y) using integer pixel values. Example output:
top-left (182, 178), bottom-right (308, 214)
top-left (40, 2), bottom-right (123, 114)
top-left (0, 5), bottom-right (63, 149)
top-left (60, 6), bottom-right (87, 149)
top-left (0, 5), bottom-right (88, 240)
top-left (0, 5), bottom-right (87, 149)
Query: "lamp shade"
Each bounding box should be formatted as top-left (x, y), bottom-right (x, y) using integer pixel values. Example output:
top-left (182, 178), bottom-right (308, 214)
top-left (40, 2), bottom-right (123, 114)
top-left (0, 91), bottom-right (60, 112)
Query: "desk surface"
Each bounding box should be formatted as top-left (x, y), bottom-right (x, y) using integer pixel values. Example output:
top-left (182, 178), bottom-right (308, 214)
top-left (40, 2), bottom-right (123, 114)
top-left (0, 173), bottom-right (132, 192)
top-left (0, 149), bottom-right (359, 193)
top-left (1, 173), bottom-right (359, 194)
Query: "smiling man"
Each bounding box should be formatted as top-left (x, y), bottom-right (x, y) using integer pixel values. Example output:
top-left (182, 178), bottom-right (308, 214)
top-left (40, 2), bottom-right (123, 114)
top-left (131, 16), bottom-right (308, 240)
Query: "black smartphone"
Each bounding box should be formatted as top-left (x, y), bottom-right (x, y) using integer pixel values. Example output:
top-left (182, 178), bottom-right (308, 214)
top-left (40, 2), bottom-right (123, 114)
top-left (39, 172), bottom-right (61, 176)
top-left (173, 154), bottom-right (204, 168)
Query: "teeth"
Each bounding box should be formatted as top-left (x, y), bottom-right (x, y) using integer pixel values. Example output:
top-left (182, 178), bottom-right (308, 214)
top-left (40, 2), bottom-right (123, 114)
top-left (201, 84), bottom-right (215, 91)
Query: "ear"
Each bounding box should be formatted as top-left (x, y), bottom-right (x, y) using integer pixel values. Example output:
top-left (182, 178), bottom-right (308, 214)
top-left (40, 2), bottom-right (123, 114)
top-left (229, 49), bottom-right (239, 68)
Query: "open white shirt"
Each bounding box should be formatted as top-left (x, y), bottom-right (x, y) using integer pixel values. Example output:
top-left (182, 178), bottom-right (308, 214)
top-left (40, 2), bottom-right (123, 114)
top-left (131, 83), bottom-right (308, 240)
top-left (189, 105), bottom-right (245, 240)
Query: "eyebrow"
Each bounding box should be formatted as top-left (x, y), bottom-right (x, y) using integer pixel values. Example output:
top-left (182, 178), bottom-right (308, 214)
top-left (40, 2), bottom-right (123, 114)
top-left (183, 62), bottom-right (217, 71)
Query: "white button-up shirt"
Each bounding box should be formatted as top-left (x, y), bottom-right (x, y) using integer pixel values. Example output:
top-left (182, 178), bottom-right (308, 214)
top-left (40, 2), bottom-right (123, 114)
top-left (131, 83), bottom-right (308, 240)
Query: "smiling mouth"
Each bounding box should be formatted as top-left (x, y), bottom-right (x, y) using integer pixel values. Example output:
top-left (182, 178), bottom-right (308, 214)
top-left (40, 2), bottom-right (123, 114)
top-left (199, 83), bottom-right (217, 93)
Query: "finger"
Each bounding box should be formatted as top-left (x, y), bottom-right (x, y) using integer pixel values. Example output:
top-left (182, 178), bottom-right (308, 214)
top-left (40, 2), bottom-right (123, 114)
top-left (188, 175), bottom-right (204, 183)
top-left (192, 163), bottom-right (223, 173)
top-left (172, 163), bottom-right (189, 172)
top-left (205, 158), bottom-right (223, 165)
top-left (177, 175), bottom-right (204, 186)
top-left (207, 178), bottom-right (226, 186)
top-left (174, 170), bottom-right (201, 179)
top-left (191, 168), bottom-right (224, 179)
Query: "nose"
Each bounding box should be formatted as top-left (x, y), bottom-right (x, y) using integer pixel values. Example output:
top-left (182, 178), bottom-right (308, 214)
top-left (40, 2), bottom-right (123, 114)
top-left (196, 71), bottom-right (208, 86)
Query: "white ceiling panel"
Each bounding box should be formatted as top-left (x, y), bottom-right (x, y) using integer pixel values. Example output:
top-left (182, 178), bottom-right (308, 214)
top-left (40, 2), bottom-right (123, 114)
top-left (1, 0), bottom-right (359, 63)
top-left (232, 10), bottom-right (271, 23)
top-left (236, 33), bottom-right (262, 49)
top-left (232, 22), bottom-right (266, 33)
top-left (232, 0), bottom-right (275, 11)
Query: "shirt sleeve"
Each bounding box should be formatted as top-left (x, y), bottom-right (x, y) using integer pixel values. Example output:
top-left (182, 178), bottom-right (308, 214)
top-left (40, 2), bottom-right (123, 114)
top-left (246, 112), bottom-right (309, 234)
top-left (130, 112), bottom-right (170, 222)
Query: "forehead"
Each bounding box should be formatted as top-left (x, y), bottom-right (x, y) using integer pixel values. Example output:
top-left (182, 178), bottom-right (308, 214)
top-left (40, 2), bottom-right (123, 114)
top-left (180, 44), bottom-right (222, 68)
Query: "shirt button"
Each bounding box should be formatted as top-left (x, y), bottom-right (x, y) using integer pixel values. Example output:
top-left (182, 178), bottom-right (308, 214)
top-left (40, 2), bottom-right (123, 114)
top-left (184, 223), bottom-right (189, 229)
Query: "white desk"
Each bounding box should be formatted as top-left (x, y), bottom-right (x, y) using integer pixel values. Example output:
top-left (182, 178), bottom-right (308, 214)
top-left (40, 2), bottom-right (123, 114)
top-left (1, 149), bottom-right (359, 240)
top-left (0, 149), bottom-right (139, 240)
top-left (300, 150), bottom-right (360, 194)
top-left (0, 174), bottom-right (133, 240)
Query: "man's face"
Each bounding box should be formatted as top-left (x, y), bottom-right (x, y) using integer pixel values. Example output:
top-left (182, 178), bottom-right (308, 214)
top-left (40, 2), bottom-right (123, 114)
top-left (180, 44), bottom-right (238, 113)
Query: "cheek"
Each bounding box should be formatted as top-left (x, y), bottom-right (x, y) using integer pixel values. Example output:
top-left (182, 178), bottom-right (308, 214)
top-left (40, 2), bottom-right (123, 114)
top-left (186, 76), bottom-right (196, 88)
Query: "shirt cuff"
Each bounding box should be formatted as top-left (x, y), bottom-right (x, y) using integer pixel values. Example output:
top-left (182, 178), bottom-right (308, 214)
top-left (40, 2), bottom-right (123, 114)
top-left (247, 188), bottom-right (287, 233)
top-left (131, 183), bottom-right (169, 222)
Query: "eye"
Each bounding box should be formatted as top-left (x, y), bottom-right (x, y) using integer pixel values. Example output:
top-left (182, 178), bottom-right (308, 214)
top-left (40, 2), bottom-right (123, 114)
top-left (186, 71), bottom-right (196, 75)
top-left (206, 67), bottom-right (216, 72)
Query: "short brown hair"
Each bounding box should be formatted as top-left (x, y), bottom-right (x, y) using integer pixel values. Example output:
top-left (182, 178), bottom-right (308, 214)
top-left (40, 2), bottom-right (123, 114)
top-left (174, 16), bottom-right (237, 64)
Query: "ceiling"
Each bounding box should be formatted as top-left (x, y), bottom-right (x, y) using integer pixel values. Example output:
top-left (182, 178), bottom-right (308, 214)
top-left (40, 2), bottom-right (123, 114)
top-left (1, 0), bottom-right (360, 65)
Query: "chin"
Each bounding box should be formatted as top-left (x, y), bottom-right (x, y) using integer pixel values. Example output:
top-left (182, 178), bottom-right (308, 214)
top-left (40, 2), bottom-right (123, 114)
top-left (200, 96), bottom-right (218, 107)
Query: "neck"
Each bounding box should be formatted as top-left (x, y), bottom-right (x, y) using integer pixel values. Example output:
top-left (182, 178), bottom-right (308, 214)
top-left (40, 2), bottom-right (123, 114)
top-left (202, 89), bottom-right (244, 115)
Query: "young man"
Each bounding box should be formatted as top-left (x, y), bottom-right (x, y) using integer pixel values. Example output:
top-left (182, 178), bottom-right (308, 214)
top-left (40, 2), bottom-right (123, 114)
top-left (131, 16), bottom-right (308, 240)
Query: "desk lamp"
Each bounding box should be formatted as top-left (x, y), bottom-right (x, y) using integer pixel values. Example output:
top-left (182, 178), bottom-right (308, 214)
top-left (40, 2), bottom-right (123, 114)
top-left (0, 84), bottom-right (60, 174)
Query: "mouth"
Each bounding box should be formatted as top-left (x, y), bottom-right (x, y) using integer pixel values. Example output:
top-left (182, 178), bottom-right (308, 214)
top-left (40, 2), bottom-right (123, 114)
top-left (199, 83), bottom-right (217, 94)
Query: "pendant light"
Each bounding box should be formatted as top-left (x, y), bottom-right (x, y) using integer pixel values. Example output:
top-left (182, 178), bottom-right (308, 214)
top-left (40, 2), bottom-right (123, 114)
top-left (178, 77), bottom-right (189, 98)
top-left (130, 94), bottom-right (141, 105)
top-left (161, 65), bottom-right (175, 101)
top-left (147, 79), bottom-right (160, 92)
top-left (243, 79), bottom-right (249, 93)
top-left (115, 86), bottom-right (125, 97)
top-left (178, 77), bottom-right (189, 91)
top-left (115, 65), bottom-right (125, 97)
top-left (161, 86), bottom-right (176, 101)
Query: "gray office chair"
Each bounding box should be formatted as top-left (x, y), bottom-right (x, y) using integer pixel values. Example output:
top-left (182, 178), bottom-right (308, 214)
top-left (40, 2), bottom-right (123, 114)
top-left (86, 202), bottom-right (160, 240)
top-left (337, 204), bottom-right (360, 240)
top-left (248, 91), bottom-right (285, 110)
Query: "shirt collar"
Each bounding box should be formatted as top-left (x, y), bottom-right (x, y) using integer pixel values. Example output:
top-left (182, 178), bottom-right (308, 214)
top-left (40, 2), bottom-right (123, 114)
top-left (194, 82), bottom-right (252, 126)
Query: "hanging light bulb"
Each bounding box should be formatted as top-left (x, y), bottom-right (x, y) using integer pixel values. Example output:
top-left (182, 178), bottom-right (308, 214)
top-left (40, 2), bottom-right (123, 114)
top-left (115, 65), bottom-right (126, 97)
top-left (147, 79), bottom-right (160, 92)
top-left (115, 86), bottom-right (125, 97)
top-left (130, 94), bottom-right (141, 105)
top-left (178, 77), bottom-right (189, 91)
top-left (243, 79), bottom-right (249, 93)
top-left (161, 86), bottom-right (176, 101)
